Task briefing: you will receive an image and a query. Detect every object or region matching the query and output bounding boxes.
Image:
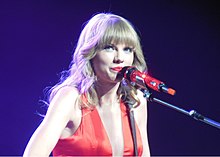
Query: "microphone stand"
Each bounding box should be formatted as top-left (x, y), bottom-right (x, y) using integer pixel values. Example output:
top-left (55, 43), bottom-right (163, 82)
top-left (126, 101), bottom-right (138, 156)
top-left (121, 83), bottom-right (139, 156)
top-left (142, 89), bottom-right (220, 129)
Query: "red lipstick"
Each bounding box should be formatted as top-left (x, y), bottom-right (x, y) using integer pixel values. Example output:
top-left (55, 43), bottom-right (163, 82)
top-left (111, 67), bottom-right (122, 72)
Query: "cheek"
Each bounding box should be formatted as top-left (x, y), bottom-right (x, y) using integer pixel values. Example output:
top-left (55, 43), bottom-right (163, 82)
top-left (92, 53), bottom-right (111, 74)
top-left (94, 53), bottom-right (113, 66)
top-left (92, 58), bottom-right (102, 74)
top-left (125, 53), bottom-right (134, 65)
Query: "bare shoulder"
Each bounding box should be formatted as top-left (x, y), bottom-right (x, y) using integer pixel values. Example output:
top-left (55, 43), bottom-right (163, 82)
top-left (134, 89), bottom-right (148, 123)
top-left (48, 86), bottom-right (80, 113)
top-left (50, 85), bottom-right (80, 104)
top-left (136, 89), bottom-right (147, 107)
top-left (43, 85), bottom-right (82, 135)
top-left (48, 86), bottom-right (82, 139)
top-left (23, 86), bottom-right (81, 156)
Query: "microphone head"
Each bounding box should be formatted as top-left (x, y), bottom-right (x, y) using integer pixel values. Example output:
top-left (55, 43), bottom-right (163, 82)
top-left (118, 66), bottom-right (176, 96)
top-left (118, 66), bottom-right (137, 81)
top-left (117, 66), bottom-right (130, 80)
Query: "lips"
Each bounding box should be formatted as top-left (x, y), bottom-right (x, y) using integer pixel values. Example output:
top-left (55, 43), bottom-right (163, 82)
top-left (111, 66), bottom-right (123, 72)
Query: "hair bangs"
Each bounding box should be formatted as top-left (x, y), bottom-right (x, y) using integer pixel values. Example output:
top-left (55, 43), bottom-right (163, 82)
top-left (97, 20), bottom-right (138, 49)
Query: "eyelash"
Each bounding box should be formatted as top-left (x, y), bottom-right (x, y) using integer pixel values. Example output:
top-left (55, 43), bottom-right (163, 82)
top-left (103, 45), bottom-right (134, 53)
top-left (124, 47), bottom-right (133, 53)
top-left (104, 45), bottom-right (115, 51)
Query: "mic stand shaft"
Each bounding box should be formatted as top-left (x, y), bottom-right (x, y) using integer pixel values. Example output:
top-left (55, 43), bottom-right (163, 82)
top-left (126, 104), bottom-right (138, 156)
top-left (143, 90), bottom-right (220, 130)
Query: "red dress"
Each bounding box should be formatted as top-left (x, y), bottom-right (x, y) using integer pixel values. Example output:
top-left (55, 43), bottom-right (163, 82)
top-left (53, 102), bottom-right (143, 156)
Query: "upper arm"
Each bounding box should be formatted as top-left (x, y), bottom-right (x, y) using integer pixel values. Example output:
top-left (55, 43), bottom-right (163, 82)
top-left (134, 89), bottom-right (151, 157)
top-left (23, 86), bottom-right (81, 157)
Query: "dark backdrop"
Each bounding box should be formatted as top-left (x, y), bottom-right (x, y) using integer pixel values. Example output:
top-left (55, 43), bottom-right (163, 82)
top-left (1, 0), bottom-right (220, 156)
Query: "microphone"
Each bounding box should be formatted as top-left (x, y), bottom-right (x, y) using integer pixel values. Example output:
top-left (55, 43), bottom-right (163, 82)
top-left (120, 66), bottom-right (176, 95)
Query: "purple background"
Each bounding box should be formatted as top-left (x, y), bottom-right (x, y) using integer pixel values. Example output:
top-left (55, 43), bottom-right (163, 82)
top-left (1, 0), bottom-right (220, 156)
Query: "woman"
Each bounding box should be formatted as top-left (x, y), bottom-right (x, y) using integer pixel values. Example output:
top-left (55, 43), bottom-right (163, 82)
top-left (23, 12), bottom-right (151, 156)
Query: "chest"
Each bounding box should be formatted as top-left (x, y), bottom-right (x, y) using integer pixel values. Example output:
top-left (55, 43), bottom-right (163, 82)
top-left (53, 104), bottom-right (143, 156)
top-left (96, 106), bottom-right (124, 156)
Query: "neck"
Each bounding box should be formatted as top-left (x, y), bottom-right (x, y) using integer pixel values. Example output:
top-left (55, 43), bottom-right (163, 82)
top-left (95, 81), bottom-right (120, 106)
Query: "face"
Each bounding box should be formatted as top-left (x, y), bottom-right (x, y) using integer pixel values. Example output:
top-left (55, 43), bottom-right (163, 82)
top-left (92, 43), bottom-right (134, 84)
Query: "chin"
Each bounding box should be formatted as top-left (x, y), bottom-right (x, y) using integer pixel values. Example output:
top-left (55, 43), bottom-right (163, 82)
top-left (106, 72), bottom-right (122, 83)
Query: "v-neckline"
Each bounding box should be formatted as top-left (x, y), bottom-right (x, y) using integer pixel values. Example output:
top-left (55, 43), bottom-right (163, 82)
top-left (94, 102), bottom-right (125, 155)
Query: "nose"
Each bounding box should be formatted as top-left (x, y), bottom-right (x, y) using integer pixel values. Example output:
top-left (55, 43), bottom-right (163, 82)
top-left (113, 50), bottom-right (124, 64)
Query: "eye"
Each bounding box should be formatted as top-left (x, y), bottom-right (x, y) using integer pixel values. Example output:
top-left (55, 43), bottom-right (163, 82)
top-left (103, 44), bottom-right (116, 52)
top-left (124, 47), bottom-right (134, 53)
